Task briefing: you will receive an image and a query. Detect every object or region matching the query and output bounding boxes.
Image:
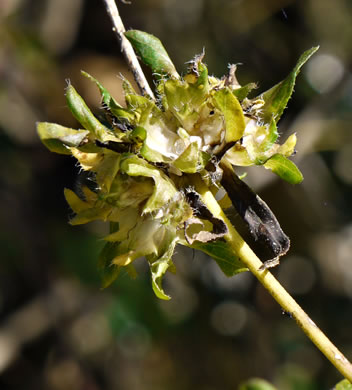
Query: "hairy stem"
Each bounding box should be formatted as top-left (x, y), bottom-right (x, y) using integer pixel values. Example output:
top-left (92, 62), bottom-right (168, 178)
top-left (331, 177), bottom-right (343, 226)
top-left (102, 0), bottom-right (155, 99)
top-left (193, 173), bottom-right (352, 382)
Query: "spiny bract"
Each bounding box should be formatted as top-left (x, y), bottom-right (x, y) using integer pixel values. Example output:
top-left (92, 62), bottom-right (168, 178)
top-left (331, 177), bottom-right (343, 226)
top-left (37, 30), bottom-right (318, 299)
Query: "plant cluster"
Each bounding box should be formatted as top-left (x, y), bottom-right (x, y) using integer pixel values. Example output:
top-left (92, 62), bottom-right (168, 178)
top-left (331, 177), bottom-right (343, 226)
top-left (37, 30), bottom-right (317, 299)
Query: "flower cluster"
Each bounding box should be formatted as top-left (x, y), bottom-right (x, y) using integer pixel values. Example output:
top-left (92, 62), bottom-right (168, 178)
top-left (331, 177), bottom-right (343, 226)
top-left (37, 30), bottom-right (317, 298)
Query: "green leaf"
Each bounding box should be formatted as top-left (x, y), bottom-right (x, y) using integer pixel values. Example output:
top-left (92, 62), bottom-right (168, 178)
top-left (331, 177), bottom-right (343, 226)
top-left (64, 188), bottom-right (91, 213)
top-left (335, 379), bottom-right (352, 390)
top-left (190, 241), bottom-right (247, 277)
top-left (37, 122), bottom-right (89, 154)
top-left (232, 82), bottom-right (257, 101)
top-left (278, 133), bottom-right (297, 156)
top-left (66, 84), bottom-right (117, 142)
top-left (260, 118), bottom-right (278, 152)
top-left (120, 155), bottom-right (177, 213)
top-left (264, 154), bottom-right (303, 184)
top-left (259, 46), bottom-right (319, 124)
top-left (148, 238), bottom-right (178, 300)
top-left (213, 88), bottom-right (246, 143)
top-left (81, 71), bottom-right (122, 111)
top-left (239, 378), bottom-right (277, 390)
top-left (125, 30), bottom-right (179, 78)
top-left (173, 142), bottom-right (201, 173)
top-left (95, 151), bottom-right (121, 193)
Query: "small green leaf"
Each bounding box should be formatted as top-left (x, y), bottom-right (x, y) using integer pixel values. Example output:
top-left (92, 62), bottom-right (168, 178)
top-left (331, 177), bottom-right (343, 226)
top-left (278, 133), bottom-right (297, 156)
top-left (259, 46), bottom-right (319, 124)
top-left (190, 241), bottom-right (247, 277)
top-left (148, 238), bottom-right (178, 300)
top-left (125, 30), bottom-right (179, 78)
top-left (37, 122), bottom-right (89, 154)
top-left (232, 82), bottom-right (257, 101)
top-left (264, 154), bottom-right (303, 184)
top-left (239, 378), bottom-right (277, 390)
top-left (64, 188), bottom-right (91, 214)
top-left (66, 84), bottom-right (116, 142)
top-left (213, 88), bottom-right (246, 143)
top-left (335, 379), bottom-right (352, 390)
top-left (81, 71), bottom-right (122, 111)
top-left (173, 142), bottom-right (200, 173)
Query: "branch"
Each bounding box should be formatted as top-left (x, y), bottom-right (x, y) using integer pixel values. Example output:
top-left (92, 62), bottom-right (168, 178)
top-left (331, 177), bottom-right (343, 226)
top-left (102, 0), bottom-right (155, 100)
top-left (102, 0), bottom-right (352, 382)
top-left (193, 173), bottom-right (352, 382)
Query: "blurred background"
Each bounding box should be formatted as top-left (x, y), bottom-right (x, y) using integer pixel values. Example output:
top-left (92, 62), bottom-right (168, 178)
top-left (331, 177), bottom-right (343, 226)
top-left (0, 0), bottom-right (352, 389)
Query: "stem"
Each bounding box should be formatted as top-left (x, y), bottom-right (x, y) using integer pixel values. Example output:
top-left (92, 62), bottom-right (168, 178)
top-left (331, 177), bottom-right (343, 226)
top-left (193, 174), bottom-right (352, 382)
top-left (102, 0), bottom-right (155, 100)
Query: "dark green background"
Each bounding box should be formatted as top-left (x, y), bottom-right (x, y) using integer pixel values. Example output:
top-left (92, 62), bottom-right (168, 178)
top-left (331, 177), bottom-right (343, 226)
top-left (0, 0), bottom-right (351, 389)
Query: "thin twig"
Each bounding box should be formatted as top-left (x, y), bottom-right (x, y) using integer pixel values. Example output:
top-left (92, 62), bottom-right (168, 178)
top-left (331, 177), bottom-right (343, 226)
top-left (102, 0), bottom-right (155, 100)
top-left (193, 172), bottom-right (352, 382)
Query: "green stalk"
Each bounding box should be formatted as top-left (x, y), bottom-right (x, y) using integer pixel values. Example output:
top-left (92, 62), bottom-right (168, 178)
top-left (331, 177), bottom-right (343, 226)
top-left (193, 173), bottom-right (352, 382)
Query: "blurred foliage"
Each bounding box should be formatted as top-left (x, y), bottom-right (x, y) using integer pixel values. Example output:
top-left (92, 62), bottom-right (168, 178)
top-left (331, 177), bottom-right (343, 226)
top-left (0, 0), bottom-right (352, 389)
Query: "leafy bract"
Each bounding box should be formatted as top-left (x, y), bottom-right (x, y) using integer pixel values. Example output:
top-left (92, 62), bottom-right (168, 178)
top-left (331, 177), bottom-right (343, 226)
top-left (66, 84), bottom-right (121, 143)
top-left (264, 153), bottom-right (303, 184)
top-left (125, 29), bottom-right (179, 78)
top-left (148, 236), bottom-right (178, 300)
top-left (120, 155), bottom-right (177, 213)
top-left (37, 122), bottom-right (89, 155)
top-left (259, 46), bottom-right (319, 124)
top-left (213, 88), bottom-right (246, 143)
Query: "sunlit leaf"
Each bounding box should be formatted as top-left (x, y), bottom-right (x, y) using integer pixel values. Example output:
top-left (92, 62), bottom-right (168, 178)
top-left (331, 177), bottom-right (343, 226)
top-left (148, 237), bottom-right (178, 300)
top-left (232, 82), bottom-right (257, 101)
top-left (213, 88), bottom-right (246, 143)
top-left (66, 84), bottom-right (117, 142)
top-left (37, 122), bottom-right (89, 154)
top-left (125, 29), bottom-right (179, 78)
top-left (260, 118), bottom-right (278, 152)
top-left (264, 154), bottom-right (303, 184)
top-left (81, 71), bottom-right (122, 111)
top-left (173, 142), bottom-right (201, 173)
top-left (64, 188), bottom-right (91, 214)
top-left (278, 133), bottom-right (297, 156)
top-left (259, 46), bottom-right (319, 124)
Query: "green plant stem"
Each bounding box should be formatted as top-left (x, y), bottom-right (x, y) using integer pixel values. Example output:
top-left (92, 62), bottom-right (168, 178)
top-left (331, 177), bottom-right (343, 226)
top-left (193, 173), bottom-right (352, 382)
top-left (102, 0), bottom-right (155, 100)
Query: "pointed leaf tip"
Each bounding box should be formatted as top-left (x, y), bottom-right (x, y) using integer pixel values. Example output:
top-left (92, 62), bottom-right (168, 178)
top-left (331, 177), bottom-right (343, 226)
top-left (125, 30), bottom-right (179, 78)
top-left (264, 154), bottom-right (303, 184)
top-left (259, 46), bottom-right (319, 124)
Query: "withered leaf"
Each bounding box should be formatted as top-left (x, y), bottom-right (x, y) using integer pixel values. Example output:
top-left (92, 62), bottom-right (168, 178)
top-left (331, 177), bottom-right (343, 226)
top-left (184, 189), bottom-right (228, 244)
top-left (220, 162), bottom-right (290, 259)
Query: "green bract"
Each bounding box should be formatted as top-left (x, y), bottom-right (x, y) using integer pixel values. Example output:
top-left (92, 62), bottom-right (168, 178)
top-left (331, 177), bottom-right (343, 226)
top-left (37, 30), bottom-right (318, 298)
